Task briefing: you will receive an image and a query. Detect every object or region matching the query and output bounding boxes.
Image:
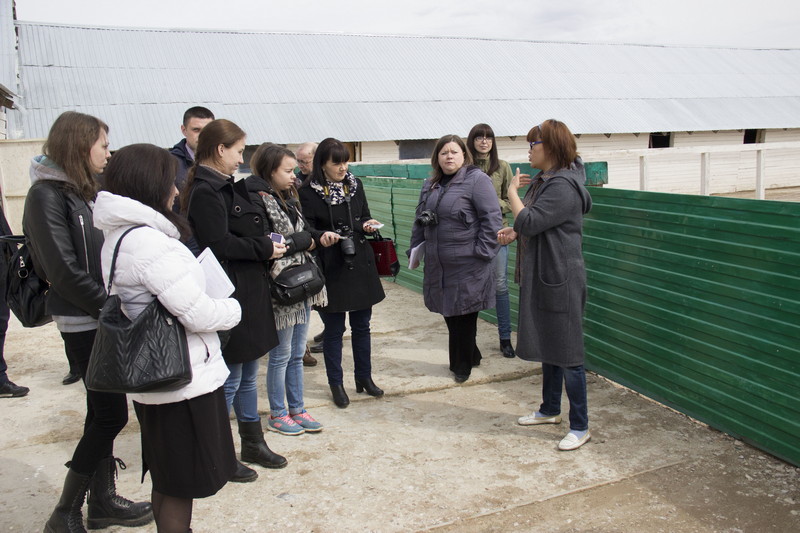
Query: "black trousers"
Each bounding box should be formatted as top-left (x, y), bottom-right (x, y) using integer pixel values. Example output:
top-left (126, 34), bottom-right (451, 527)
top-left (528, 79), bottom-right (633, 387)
top-left (61, 330), bottom-right (129, 475)
top-left (443, 312), bottom-right (482, 378)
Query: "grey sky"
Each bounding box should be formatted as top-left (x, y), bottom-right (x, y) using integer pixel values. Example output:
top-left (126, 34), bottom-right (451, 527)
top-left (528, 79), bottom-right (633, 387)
top-left (12, 0), bottom-right (800, 48)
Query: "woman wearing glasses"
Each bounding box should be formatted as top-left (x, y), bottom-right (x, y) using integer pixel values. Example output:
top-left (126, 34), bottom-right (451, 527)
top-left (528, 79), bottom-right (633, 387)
top-left (410, 135), bottom-right (502, 383)
top-left (466, 124), bottom-right (516, 359)
top-left (498, 119), bottom-right (593, 451)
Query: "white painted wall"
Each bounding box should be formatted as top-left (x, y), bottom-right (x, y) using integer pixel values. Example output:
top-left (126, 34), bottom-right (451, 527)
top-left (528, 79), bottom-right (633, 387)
top-left (0, 139), bottom-right (44, 232)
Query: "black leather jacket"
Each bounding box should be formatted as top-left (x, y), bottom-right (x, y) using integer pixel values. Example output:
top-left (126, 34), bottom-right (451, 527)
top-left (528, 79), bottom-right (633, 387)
top-left (22, 180), bottom-right (106, 318)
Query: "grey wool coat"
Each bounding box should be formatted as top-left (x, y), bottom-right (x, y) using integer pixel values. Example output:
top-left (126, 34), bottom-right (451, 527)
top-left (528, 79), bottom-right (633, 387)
top-left (514, 158), bottom-right (593, 367)
top-left (409, 165), bottom-right (502, 317)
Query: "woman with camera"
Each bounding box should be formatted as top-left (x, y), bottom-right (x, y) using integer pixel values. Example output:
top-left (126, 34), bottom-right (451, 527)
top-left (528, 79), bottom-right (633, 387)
top-left (298, 138), bottom-right (385, 408)
top-left (245, 143), bottom-right (337, 434)
top-left (409, 135), bottom-right (503, 383)
top-left (181, 119), bottom-right (288, 477)
top-left (497, 119), bottom-right (593, 451)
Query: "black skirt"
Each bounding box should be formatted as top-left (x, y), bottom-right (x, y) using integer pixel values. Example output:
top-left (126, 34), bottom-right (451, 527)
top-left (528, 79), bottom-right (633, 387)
top-left (133, 387), bottom-right (237, 499)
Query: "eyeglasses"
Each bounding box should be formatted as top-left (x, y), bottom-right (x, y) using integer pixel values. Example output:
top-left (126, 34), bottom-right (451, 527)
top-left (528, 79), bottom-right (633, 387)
top-left (529, 141), bottom-right (543, 149)
top-left (476, 136), bottom-right (493, 142)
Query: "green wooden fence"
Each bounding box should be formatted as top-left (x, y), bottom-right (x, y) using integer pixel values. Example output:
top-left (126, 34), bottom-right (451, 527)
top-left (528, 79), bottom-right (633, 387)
top-left (353, 162), bottom-right (800, 467)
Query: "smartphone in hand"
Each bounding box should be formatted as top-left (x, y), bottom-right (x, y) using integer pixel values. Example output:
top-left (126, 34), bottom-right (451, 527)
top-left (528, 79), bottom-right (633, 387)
top-left (269, 232), bottom-right (285, 244)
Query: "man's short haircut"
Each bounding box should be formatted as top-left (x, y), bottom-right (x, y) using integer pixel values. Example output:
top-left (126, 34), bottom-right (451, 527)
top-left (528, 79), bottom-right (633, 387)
top-left (183, 106), bottom-right (215, 127)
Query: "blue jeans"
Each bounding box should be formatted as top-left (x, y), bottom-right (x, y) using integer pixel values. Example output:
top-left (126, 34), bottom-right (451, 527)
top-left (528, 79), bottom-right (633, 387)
top-left (319, 308), bottom-right (373, 386)
top-left (224, 359), bottom-right (261, 423)
top-left (492, 244), bottom-right (512, 341)
top-left (266, 307), bottom-right (311, 417)
top-left (539, 363), bottom-right (589, 431)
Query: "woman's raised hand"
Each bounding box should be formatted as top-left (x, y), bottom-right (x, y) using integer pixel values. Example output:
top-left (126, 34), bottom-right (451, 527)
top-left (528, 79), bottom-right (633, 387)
top-left (362, 219), bottom-right (381, 233)
top-left (509, 168), bottom-right (531, 193)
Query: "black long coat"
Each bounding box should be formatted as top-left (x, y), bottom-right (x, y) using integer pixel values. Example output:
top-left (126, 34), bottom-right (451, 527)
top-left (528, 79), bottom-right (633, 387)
top-left (186, 166), bottom-right (278, 364)
top-left (298, 178), bottom-right (385, 313)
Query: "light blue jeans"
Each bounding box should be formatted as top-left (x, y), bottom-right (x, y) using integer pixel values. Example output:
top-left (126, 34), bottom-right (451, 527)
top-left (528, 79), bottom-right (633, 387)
top-left (492, 244), bottom-right (512, 340)
top-left (224, 359), bottom-right (261, 423)
top-left (266, 306), bottom-right (311, 418)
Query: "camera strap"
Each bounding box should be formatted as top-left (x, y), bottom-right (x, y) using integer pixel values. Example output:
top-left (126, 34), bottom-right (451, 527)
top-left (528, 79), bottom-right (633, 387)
top-left (422, 180), bottom-right (451, 216)
top-left (323, 181), bottom-right (355, 235)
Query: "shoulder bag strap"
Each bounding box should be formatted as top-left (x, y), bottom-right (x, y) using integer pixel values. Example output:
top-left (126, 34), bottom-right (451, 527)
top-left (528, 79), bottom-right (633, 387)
top-left (106, 224), bottom-right (146, 294)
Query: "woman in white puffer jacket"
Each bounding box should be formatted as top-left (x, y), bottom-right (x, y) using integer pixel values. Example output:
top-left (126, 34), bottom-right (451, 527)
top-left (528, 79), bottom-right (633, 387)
top-left (93, 143), bottom-right (241, 532)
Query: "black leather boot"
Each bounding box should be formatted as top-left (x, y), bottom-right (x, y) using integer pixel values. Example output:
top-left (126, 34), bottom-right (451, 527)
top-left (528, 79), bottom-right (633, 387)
top-left (44, 468), bottom-right (92, 533)
top-left (500, 339), bottom-right (516, 358)
top-left (230, 460), bottom-right (258, 483)
top-left (86, 457), bottom-right (153, 530)
top-left (238, 420), bottom-right (288, 469)
top-left (354, 377), bottom-right (384, 397)
top-left (330, 384), bottom-right (350, 408)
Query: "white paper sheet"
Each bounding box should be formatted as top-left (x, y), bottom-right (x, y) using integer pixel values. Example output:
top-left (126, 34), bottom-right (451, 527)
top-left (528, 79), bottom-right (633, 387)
top-left (197, 248), bottom-right (235, 298)
top-left (409, 241), bottom-right (425, 270)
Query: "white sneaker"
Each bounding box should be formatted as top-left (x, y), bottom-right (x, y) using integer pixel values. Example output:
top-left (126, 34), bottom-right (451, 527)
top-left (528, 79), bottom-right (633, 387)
top-left (558, 430), bottom-right (591, 451)
top-left (517, 411), bottom-right (562, 426)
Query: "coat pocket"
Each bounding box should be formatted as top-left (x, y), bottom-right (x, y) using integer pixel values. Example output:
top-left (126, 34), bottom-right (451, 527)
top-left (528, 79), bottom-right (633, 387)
top-left (536, 276), bottom-right (569, 313)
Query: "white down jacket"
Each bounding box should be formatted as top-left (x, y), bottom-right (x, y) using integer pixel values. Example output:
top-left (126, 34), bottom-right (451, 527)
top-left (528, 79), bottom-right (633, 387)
top-left (93, 191), bottom-right (241, 405)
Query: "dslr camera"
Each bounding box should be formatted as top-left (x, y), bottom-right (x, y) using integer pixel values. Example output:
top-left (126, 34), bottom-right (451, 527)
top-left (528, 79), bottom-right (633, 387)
top-left (415, 210), bottom-right (438, 227)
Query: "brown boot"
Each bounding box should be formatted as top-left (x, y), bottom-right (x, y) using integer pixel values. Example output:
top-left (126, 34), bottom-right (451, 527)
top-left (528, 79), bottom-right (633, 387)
top-left (302, 346), bottom-right (317, 367)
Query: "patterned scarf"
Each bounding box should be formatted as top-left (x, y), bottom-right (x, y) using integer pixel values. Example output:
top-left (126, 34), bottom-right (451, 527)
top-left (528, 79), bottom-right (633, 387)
top-left (309, 172), bottom-right (358, 204)
top-left (259, 191), bottom-right (327, 330)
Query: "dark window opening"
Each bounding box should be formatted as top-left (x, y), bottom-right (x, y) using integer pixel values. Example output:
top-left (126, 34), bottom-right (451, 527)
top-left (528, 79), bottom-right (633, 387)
top-left (399, 139), bottom-right (436, 160)
top-left (649, 132), bottom-right (672, 149)
top-left (743, 129), bottom-right (764, 144)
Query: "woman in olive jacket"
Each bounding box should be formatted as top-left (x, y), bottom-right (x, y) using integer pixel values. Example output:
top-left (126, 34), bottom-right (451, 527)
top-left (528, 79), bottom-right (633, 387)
top-left (298, 138), bottom-right (386, 409)
top-left (24, 111), bottom-right (153, 532)
top-left (181, 119), bottom-right (287, 475)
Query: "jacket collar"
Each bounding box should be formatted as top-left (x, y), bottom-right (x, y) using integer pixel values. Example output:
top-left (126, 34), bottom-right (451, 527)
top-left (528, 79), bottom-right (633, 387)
top-left (195, 165), bottom-right (233, 192)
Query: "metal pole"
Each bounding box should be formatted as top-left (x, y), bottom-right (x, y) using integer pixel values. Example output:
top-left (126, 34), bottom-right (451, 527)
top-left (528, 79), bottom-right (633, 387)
top-left (639, 155), bottom-right (648, 191)
top-left (700, 152), bottom-right (710, 196)
top-left (755, 150), bottom-right (765, 200)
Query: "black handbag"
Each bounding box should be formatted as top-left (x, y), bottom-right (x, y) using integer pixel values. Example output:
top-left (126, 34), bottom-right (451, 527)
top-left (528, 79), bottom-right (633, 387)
top-left (0, 235), bottom-right (52, 328)
top-left (85, 225), bottom-right (192, 394)
top-left (270, 259), bottom-right (325, 306)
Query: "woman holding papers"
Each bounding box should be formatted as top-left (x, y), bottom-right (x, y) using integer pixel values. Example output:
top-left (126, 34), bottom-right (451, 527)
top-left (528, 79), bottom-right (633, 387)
top-left (409, 134), bottom-right (502, 383)
top-left (246, 143), bottom-right (335, 435)
top-left (94, 144), bottom-right (241, 532)
top-left (180, 119), bottom-right (288, 476)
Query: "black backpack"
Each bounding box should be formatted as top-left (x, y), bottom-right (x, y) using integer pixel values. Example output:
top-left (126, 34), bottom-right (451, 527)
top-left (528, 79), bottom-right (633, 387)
top-left (0, 235), bottom-right (52, 327)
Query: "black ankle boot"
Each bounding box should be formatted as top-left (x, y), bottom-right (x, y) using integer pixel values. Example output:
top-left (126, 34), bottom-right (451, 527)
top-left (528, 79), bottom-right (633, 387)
top-left (238, 420), bottom-right (288, 469)
top-left (354, 377), bottom-right (384, 397)
top-left (44, 468), bottom-right (92, 533)
top-left (500, 339), bottom-right (516, 358)
top-left (230, 460), bottom-right (258, 483)
top-left (330, 384), bottom-right (350, 408)
top-left (85, 457), bottom-right (153, 530)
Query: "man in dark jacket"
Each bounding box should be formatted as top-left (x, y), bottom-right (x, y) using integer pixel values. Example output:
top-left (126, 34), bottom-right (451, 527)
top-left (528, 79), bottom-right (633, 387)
top-left (0, 202), bottom-right (28, 398)
top-left (169, 106), bottom-right (215, 195)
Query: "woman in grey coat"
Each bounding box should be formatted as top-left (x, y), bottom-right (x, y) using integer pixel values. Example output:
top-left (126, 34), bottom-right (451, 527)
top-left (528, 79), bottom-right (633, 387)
top-left (498, 119), bottom-right (593, 451)
top-left (410, 135), bottom-right (502, 383)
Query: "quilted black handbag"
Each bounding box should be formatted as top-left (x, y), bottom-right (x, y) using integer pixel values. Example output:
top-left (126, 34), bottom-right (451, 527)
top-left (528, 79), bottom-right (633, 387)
top-left (270, 259), bottom-right (325, 306)
top-left (85, 225), bottom-right (192, 394)
top-left (0, 235), bottom-right (52, 327)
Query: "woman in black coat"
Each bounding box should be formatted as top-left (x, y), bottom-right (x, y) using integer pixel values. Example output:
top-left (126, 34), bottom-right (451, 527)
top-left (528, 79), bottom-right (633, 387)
top-left (298, 138), bottom-right (386, 408)
top-left (182, 119), bottom-right (287, 476)
top-left (24, 111), bottom-right (153, 532)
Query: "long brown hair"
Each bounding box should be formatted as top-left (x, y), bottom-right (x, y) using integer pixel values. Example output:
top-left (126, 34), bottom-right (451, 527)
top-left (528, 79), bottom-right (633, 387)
top-left (179, 119), bottom-right (246, 212)
top-left (429, 135), bottom-right (472, 185)
top-left (526, 119), bottom-right (578, 170)
top-left (466, 123), bottom-right (499, 176)
top-left (250, 143), bottom-right (298, 209)
top-left (103, 144), bottom-right (191, 241)
top-left (42, 111), bottom-right (108, 201)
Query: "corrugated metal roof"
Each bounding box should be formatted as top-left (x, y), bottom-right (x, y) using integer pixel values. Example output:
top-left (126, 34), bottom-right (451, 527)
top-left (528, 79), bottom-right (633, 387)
top-left (7, 22), bottom-right (800, 147)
